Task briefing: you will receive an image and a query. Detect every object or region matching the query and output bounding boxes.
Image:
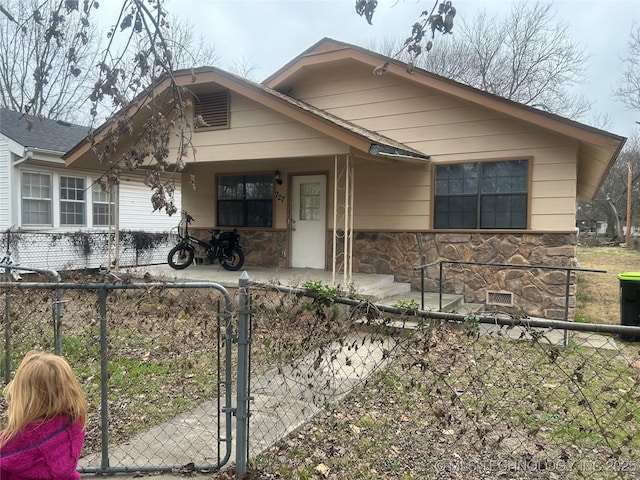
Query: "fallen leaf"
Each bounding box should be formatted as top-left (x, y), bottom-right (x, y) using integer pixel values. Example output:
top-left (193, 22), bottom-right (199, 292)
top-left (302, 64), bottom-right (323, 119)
top-left (315, 463), bottom-right (330, 477)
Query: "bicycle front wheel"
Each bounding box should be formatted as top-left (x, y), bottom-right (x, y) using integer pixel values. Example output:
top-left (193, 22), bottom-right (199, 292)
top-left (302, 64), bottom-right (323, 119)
top-left (167, 245), bottom-right (195, 269)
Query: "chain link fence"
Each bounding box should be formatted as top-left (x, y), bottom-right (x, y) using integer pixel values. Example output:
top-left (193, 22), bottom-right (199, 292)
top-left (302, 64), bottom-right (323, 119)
top-left (1, 271), bottom-right (639, 479)
top-left (0, 276), bottom-right (235, 474)
top-left (1, 230), bottom-right (171, 271)
top-left (246, 282), bottom-right (640, 480)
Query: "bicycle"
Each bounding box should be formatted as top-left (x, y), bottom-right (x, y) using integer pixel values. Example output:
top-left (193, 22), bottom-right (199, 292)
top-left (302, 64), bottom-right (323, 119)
top-left (167, 211), bottom-right (245, 271)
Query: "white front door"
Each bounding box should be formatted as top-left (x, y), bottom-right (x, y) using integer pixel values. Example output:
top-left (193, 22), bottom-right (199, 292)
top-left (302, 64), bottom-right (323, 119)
top-left (291, 175), bottom-right (326, 269)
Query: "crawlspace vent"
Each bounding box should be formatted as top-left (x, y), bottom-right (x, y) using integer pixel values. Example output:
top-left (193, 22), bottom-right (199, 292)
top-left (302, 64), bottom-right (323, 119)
top-left (486, 290), bottom-right (514, 307)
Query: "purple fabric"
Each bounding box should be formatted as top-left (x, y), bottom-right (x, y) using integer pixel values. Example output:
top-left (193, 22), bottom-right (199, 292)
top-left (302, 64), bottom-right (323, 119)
top-left (0, 414), bottom-right (84, 480)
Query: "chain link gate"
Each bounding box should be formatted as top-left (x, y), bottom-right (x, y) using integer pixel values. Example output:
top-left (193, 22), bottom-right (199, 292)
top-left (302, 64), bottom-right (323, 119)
top-left (0, 279), bottom-right (237, 475)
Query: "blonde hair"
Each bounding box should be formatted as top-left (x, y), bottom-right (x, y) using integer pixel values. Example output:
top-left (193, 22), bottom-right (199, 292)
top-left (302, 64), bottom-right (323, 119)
top-left (0, 350), bottom-right (87, 446)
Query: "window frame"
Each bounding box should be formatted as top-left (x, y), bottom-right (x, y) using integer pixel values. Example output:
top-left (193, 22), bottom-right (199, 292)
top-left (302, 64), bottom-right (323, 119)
top-left (21, 171), bottom-right (53, 227)
top-left (433, 159), bottom-right (530, 230)
top-left (59, 175), bottom-right (87, 227)
top-left (92, 183), bottom-right (116, 227)
top-left (19, 170), bottom-right (119, 230)
top-left (216, 173), bottom-right (274, 228)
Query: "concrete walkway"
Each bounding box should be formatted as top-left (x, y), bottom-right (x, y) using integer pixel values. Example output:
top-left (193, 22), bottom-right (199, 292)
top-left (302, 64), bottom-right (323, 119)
top-left (79, 332), bottom-right (393, 478)
top-left (79, 264), bottom-right (621, 478)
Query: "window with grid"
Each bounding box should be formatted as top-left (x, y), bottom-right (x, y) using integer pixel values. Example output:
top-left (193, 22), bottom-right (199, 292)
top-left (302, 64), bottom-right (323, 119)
top-left (22, 172), bottom-right (52, 226)
top-left (434, 160), bottom-right (528, 229)
top-left (92, 184), bottom-right (115, 226)
top-left (217, 174), bottom-right (273, 227)
top-left (300, 182), bottom-right (321, 221)
top-left (60, 176), bottom-right (86, 226)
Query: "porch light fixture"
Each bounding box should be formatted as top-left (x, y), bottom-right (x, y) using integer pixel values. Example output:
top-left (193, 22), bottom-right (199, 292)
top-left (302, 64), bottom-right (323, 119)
top-left (274, 169), bottom-right (283, 185)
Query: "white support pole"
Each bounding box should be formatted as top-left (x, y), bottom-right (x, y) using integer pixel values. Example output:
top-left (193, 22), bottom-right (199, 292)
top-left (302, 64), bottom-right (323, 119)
top-left (347, 155), bottom-right (354, 285)
top-left (332, 155), bottom-right (339, 285)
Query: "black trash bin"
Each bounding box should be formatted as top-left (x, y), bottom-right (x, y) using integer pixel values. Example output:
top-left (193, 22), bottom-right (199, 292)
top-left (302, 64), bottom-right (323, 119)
top-left (618, 272), bottom-right (640, 342)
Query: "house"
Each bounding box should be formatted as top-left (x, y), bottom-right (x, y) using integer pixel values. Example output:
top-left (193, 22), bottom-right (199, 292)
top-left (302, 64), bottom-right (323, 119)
top-left (63, 38), bottom-right (626, 319)
top-left (0, 108), bottom-right (180, 271)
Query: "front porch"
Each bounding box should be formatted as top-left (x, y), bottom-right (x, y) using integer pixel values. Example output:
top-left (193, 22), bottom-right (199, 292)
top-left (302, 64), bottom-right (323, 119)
top-left (122, 263), bottom-right (472, 312)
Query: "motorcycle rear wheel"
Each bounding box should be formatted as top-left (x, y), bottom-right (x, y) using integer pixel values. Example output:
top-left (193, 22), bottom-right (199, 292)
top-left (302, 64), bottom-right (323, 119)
top-left (221, 247), bottom-right (244, 271)
top-left (168, 245), bottom-right (195, 269)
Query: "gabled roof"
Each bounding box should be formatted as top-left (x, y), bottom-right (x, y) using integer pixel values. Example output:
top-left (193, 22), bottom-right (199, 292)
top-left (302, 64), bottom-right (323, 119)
top-left (0, 108), bottom-right (88, 153)
top-left (265, 38), bottom-right (624, 150)
top-left (64, 65), bottom-right (430, 165)
top-left (265, 38), bottom-right (626, 202)
top-left (64, 38), bottom-right (625, 202)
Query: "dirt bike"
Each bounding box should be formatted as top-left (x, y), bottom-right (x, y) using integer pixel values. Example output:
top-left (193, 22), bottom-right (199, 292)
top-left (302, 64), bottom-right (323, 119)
top-left (167, 211), bottom-right (245, 271)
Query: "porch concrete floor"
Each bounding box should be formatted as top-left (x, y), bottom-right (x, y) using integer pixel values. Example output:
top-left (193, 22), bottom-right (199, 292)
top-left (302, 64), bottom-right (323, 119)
top-left (122, 263), bottom-right (389, 291)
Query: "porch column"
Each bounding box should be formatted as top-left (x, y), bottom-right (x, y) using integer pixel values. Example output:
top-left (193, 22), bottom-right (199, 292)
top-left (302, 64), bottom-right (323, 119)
top-left (332, 154), bottom-right (354, 287)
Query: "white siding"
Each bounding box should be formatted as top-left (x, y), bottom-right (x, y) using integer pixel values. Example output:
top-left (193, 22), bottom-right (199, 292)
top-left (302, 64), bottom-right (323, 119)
top-left (0, 136), bottom-right (10, 229)
top-left (118, 176), bottom-right (182, 232)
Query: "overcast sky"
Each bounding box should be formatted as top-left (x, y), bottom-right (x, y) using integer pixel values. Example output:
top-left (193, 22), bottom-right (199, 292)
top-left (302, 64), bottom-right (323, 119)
top-left (104, 0), bottom-right (639, 139)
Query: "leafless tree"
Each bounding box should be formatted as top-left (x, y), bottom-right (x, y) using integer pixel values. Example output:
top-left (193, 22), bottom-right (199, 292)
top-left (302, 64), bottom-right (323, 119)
top-left (615, 24), bottom-right (640, 112)
top-left (0, 0), bottom-right (102, 122)
top-left (0, 0), bottom-right (206, 215)
top-left (228, 53), bottom-right (260, 81)
top-left (90, 12), bottom-right (218, 121)
top-left (578, 135), bottom-right (640, 241)
top-left (371, 2), bottom-right (590, 119)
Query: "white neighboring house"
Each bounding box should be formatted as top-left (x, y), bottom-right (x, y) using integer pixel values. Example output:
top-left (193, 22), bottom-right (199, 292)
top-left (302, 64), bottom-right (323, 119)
top-left (0, 108), bottom-right (180, 272)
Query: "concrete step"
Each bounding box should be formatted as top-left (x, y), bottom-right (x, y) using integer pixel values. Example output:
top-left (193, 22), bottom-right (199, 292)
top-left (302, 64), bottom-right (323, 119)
top-left (360, 281), bottom-right (411, 302)
top-left (376, 289), bottom-right (470, 313)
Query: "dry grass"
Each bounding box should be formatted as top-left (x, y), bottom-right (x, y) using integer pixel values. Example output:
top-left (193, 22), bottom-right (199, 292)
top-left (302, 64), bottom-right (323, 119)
top-left (576, 246), bottom-right (640, 324)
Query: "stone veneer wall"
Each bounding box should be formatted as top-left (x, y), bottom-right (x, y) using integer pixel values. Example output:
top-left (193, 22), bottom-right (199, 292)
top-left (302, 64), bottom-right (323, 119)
top-left (345, 232), bottom-right (578, 320)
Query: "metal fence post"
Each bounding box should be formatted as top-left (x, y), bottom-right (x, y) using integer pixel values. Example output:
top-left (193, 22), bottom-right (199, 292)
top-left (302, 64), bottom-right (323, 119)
top-left (236, 272), bottom-right (251, 475)
top-left (3, 282), bottom-right (11, 384)
top-left (98, 286), bottom-right (110, 471)
top-left (53, 290), bottom-right (63, 355)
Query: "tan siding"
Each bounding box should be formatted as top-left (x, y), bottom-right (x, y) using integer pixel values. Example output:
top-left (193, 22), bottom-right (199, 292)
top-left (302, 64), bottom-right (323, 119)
top-left (356, 215), bottom-right (428, 231)
top-left (183, 93), bottom-right (348, 161)
top-left (379, 118), bottom-right (534, 145)
top-left (531, 214), bottom-right (576, 231)
top-left (577, 143), bottom-right (611, 201)
top-left (328, 94), bottom-right (467, 120)
top-left (531, 197), bottom-right (575, 215)
top-left (354, 162), bottom-right (430, 230)
top-left (182, 158), bottom-right (336, 230)
top-left (408, 132), bottom-right (575, 158)
top-left (178, 137), bottom-right (349, 162)
top-left (358, 106), bottom-right (506, 132)
top-left (532, 179), bottom-right (576, 197)
top-left (179, 63), bottom-right (583, 233)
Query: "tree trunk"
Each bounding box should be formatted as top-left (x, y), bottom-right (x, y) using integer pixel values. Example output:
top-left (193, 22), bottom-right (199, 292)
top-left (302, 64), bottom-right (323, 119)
top-left (607, 197), bottom-right (625, 242)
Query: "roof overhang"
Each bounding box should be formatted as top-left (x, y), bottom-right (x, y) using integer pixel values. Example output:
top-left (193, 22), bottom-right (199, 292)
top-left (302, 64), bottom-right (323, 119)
top-left (64, 66), bottom-right (427, 169)
top-left (266, 39), bottom-right (626, 202)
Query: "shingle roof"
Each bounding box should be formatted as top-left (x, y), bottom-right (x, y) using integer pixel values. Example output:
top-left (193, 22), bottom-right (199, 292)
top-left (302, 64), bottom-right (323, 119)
top-left (0, 108), bottom-right (88, 153)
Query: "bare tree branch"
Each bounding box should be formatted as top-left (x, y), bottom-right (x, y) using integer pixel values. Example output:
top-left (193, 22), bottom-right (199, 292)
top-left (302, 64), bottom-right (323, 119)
top-left (615, 24), bottom-right (640, 111)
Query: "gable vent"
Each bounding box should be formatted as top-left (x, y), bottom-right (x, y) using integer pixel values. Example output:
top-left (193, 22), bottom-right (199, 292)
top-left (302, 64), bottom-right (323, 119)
top-left (486, 290), bottom-right (514, 307)
top-left (194, 91), bottom-right (229, 130)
